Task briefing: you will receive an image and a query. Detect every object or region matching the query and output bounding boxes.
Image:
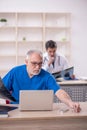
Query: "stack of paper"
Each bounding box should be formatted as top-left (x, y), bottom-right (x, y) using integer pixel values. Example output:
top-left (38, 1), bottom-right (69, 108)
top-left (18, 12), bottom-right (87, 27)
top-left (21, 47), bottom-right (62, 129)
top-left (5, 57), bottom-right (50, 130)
top-left (0, 110), bottom-right (8, 118)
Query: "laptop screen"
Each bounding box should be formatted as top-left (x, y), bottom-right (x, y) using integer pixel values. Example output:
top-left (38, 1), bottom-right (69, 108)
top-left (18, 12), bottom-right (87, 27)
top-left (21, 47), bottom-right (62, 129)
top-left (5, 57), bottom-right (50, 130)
top-left (19, 90), bottom-right (53, 111)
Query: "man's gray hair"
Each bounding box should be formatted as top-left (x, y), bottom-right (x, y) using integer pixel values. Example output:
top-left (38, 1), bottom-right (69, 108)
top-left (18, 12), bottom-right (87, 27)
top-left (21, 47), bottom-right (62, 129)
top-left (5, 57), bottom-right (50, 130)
top-left (26, 50), bottom-right (43, 60)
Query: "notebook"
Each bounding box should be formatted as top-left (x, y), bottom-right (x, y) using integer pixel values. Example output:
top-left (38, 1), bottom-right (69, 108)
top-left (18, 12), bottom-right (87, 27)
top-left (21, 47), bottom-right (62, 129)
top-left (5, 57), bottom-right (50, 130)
top-left (19, 90), bottom-right (53, 111)
top-left (0, 110), bottom-right (8, 118)
top-left (0, 104), bottom-right (18, 118)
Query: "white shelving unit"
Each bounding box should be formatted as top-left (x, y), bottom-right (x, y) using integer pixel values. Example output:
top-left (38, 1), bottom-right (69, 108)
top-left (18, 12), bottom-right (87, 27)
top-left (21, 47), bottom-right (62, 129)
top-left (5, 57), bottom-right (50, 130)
top-left (0, 12), bottom-right (71, 77)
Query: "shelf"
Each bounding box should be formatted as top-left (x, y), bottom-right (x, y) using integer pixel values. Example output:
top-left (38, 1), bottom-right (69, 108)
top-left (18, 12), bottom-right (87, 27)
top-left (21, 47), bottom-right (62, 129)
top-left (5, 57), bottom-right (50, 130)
top-left (0, 12), bottom-right (71, 77)
top-left (17, 13), bottom-right (43, 27)
top-left (17, 31), bottom-right (43, 41)
top-left (0, 28), bottom-right (16, 41)
top-left (17, 42), bottom-right (43, 56)
top-left (0, 57), bottom-right (16, 72)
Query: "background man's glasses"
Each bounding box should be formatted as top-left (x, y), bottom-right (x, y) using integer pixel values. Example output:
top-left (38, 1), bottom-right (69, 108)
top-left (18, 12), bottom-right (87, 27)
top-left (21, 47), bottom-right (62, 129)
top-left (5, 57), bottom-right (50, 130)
top-left (30, 62), bottom-right (42, 66)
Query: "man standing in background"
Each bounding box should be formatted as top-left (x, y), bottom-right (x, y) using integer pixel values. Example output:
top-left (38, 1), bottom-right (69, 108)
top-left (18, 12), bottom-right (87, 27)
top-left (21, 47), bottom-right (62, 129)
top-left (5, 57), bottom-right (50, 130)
top-left (42, 40), bottom-right (75, 79)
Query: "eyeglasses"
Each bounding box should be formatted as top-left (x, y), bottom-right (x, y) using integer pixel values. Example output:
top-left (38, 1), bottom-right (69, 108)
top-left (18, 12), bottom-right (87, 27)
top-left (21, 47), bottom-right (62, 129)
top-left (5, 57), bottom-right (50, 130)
top-left (30, 61), bottom-right (43, 67)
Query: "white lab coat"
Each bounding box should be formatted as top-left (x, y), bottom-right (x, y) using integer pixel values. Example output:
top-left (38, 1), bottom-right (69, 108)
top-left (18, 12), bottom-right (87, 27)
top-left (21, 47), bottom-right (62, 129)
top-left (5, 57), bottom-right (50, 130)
top-left (42, 52), bottom-right (69, 73)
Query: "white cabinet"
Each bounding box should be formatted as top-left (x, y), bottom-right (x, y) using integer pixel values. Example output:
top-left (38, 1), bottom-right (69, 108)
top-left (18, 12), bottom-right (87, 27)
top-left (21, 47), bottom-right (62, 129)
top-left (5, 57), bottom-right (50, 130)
top-left (16, 13), bottom-right (44, 65)
top-left (0, 12), bottom-right (71, 77)
top-left (0, 13), bottom-right (17, 77)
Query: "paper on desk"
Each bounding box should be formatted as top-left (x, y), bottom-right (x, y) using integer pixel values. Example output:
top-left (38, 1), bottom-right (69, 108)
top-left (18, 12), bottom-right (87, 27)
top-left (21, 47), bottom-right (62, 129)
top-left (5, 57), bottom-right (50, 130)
top-left (80, 76), bottom-right (87, 81)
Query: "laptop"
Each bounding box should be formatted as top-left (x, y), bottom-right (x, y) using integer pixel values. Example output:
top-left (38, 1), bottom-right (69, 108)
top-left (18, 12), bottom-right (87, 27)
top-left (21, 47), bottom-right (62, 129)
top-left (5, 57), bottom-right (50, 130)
top-left (19, 90), bottom-right (53, 111)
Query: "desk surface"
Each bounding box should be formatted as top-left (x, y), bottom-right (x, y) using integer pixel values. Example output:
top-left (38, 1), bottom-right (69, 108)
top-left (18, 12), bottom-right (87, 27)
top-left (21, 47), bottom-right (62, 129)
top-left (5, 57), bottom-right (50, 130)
top-left (0, 103), bottom-right (87, 130)
top-left (0, 102), bottom-right (85, 120)
top-left (58, 80), bottom-right (87, 85)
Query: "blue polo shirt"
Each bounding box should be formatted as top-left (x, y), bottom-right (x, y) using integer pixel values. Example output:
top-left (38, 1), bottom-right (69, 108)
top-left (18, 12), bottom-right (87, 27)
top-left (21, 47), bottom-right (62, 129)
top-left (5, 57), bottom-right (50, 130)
top-left (2, 65), bottom-right (60, 104)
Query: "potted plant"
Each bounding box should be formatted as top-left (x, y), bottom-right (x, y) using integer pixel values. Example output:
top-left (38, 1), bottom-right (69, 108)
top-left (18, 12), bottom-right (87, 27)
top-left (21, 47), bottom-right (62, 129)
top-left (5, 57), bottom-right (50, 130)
top-left (61, 37), bottom-right (67, 42)
top-left (0, 18), bottom-right (7, 26)
top-left (22, 37), bottom-right (26, 42)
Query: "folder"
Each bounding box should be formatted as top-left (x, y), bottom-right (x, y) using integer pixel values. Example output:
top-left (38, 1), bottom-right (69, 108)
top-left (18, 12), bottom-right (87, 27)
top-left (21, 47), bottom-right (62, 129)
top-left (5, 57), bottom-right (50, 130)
top-left (52, 66), bottom-right (74, 80)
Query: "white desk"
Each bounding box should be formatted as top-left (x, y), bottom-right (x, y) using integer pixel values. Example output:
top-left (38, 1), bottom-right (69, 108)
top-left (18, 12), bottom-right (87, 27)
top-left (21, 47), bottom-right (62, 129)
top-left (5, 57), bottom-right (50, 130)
top-left (0, 102), bottom-right (87, 130)
top-left (54, 80), bottom-right (87, 102)
top-left (59, 80), bottom-right (87, 85)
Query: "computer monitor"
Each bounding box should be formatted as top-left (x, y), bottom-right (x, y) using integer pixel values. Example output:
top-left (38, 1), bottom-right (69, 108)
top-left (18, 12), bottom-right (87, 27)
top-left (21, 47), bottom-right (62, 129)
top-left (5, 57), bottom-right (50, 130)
top-left (0, 77), bottom-right (16, 102)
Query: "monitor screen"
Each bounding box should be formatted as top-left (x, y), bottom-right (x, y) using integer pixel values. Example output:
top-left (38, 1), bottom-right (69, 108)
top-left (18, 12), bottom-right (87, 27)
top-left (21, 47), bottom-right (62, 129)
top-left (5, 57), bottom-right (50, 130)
top-left (0, 77), bottom-right (16, 102)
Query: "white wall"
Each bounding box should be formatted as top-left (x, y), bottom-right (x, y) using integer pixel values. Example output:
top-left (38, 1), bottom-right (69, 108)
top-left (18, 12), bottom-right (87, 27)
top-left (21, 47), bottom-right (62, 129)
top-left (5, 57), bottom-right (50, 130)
top-left (0, 0), bottom-right (87, 77)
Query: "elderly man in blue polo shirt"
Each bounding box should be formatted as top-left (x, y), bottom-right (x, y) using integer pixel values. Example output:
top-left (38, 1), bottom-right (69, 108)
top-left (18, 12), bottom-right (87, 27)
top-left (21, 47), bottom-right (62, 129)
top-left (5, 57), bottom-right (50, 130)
top-left (2, 50), bottom-right (81, 112)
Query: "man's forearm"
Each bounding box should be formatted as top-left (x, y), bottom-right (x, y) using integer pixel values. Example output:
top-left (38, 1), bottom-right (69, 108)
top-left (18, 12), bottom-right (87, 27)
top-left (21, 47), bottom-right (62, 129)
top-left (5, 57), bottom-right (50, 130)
top-left (55, 89), bottom-right (72, 106)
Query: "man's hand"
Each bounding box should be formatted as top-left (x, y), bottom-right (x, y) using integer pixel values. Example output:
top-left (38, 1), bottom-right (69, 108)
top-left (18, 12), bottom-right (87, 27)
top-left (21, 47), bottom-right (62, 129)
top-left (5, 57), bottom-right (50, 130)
top-left (70, 74), bottom-right (75, 80)
top-left (48, 57), bottom-right (55, 66)
top-left (68, 101), bottom-right (81, 113)
top-left (56, 89), bottom-right (81, 113)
